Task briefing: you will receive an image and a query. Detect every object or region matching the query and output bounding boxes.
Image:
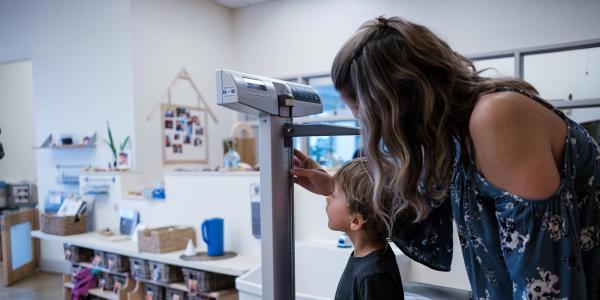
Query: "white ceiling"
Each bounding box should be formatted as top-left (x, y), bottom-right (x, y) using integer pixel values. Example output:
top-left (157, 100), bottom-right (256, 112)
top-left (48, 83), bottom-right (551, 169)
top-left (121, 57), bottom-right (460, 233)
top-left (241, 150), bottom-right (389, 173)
top-left (212, 0), bottom-right (274, 9)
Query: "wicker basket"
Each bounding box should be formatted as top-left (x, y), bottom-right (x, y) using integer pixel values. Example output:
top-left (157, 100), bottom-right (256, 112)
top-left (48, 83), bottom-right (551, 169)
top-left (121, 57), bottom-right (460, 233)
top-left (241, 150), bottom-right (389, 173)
top-left (63, 244), bottom-right (93, 263)
top-left (92, 250), bottom-right (106, 268)
top-left (40, 213), bottom-right (87, 235)
top-left (112, 275), bottom-right (127, 294)
top-left (166, 288), bottom-right (187, 300)
top-left (149, 261), bottom-right (183, 283)
top-left (145, 283), bottom-right (165, 300)
top-left (130, 257), bottom-right (151, 280)
top-left (138, 226), bottom-right (196, 253)
top-left (106, 252), bottom-right (129, 272)
top-left (182, 268), bottom-right (235, 294)
top-left (70, 264), bottom-right (83, 284)
top-left (98, 273), bottom-right (114, 291)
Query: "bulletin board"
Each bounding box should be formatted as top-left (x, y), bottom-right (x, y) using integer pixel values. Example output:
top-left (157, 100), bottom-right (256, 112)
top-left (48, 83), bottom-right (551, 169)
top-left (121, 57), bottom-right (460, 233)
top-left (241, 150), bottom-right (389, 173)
top-left (161, 104), bottom-right (209, 164)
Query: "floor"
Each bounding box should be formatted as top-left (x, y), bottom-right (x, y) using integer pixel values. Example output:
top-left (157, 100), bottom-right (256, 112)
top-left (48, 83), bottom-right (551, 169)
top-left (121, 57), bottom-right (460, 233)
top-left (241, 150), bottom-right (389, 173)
top-left (0, 268), bottom-right (63, 300)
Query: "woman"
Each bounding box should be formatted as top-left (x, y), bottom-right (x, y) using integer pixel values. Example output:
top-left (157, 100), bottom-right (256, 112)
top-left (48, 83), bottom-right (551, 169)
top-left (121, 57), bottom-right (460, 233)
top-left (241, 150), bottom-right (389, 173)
top-left (292, 16), bottom-right (600, 299)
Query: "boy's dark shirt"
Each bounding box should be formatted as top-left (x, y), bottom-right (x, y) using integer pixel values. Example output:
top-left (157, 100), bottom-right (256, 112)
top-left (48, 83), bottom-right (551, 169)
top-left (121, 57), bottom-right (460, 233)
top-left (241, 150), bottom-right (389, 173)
top-left (334, 245), bottom-right (404, 299)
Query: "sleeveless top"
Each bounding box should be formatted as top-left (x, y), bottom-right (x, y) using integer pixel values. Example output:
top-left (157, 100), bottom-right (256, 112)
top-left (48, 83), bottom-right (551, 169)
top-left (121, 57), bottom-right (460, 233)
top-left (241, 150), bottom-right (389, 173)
top-left (394, 87), bottom-right (600, 299)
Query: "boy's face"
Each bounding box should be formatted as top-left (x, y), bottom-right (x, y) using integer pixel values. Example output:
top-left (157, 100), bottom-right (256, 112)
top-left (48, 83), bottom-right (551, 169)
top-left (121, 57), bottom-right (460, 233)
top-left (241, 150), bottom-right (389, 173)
top-left (326, 183), bottom-right (353, 232)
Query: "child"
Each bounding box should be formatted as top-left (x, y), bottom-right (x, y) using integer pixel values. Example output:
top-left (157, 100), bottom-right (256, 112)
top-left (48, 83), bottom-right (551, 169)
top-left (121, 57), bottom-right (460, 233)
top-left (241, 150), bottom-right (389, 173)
top-left (327, 157), bottom-right (404, 300)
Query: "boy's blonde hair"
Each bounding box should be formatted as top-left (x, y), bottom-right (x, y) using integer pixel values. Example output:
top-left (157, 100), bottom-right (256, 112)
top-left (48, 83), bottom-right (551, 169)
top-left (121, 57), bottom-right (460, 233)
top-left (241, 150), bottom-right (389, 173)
top-left (334, 157), bottom-right (390, 240)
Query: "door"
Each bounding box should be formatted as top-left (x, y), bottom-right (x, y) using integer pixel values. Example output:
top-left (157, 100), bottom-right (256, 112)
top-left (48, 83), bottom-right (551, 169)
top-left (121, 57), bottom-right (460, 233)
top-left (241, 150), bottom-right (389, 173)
top-left (1, 208), bottom-right (39, 286)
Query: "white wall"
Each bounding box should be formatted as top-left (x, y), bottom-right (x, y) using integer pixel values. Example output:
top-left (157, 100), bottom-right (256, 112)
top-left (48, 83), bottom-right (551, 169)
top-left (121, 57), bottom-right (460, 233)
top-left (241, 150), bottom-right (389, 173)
top-left (0, 0), bottom-right (136, 193)
top-left (0, 0), bottom-right (136, 272)
top-left (233, 0), bottom-right (600, 76)
top-left (132, 0), bottom-right (237, 186)
top-left (0, 60), bottom-right (37, 182)
top-left (39, 172), bottom-right (333, 272)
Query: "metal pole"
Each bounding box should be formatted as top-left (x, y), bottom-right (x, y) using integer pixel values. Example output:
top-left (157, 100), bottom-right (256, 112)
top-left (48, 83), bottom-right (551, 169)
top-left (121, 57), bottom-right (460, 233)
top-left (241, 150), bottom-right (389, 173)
top-left (259, 114), bottom-right (295, 300)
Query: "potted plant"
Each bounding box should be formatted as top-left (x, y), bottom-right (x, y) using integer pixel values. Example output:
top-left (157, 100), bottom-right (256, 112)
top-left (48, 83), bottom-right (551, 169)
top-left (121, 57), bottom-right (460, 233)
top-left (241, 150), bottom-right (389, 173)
top-left (104, 120), bottom-right (130, 169)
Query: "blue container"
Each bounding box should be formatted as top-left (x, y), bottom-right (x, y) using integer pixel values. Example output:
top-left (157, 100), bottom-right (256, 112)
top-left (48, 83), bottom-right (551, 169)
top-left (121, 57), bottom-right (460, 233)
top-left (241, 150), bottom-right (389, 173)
top-left (201, 218), bottom-right (224, 256)
top-left (0, 181), bottom-right (6, 208)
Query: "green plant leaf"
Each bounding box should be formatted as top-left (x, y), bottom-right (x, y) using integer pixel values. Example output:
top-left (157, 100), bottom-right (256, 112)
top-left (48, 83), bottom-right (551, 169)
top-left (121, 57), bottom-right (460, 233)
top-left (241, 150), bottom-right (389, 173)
top-left (120, 136), bottom-right (130, 151)
top-left (106, 120), bottom-right (117, 160)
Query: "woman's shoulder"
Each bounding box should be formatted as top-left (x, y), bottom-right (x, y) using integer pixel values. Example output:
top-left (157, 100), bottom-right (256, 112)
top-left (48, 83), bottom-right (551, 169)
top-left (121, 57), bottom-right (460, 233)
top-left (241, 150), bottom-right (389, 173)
top-left (469, 91), bottom-right (541, 131)
top-left (467, 90), bottom-right (567, 200)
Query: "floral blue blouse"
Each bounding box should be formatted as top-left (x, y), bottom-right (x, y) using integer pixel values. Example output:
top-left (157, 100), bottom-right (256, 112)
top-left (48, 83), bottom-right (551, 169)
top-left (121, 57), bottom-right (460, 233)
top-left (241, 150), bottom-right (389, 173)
top-left (394, 88), bottom-right (600, 299)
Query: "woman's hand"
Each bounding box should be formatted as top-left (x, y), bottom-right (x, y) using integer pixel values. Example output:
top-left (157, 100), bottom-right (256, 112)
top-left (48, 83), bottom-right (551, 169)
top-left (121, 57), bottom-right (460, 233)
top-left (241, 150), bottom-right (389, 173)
top-left (292, 149), bottom-right (334, 196)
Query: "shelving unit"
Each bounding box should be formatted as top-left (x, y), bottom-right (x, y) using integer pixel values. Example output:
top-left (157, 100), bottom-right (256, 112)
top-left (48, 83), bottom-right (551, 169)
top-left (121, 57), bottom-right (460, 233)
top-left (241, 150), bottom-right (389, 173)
top-left (34, 132), bottom-right (97, 149)
top-left (63, 262), bottom-right (238, 300)
top-left (31, 231), bottom-right (259, 276)
top-left (33, 230), bottom-right (255, 300)
top-left (63, 273), bottom-right (135, 300)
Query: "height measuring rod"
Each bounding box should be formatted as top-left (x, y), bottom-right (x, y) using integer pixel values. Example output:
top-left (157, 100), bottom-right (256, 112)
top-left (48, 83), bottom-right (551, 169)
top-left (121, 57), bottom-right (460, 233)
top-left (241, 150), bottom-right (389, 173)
top-left (217, 70), bottom-right (359, 300)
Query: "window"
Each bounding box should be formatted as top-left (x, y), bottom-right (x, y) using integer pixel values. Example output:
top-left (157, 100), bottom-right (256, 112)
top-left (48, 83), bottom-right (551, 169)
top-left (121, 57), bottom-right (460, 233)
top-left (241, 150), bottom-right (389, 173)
top-left (291, 76), bottom-right (360, 166)
top-left (305, 120), bottom-right (361, 166)
top-left (473, 57), bottom-right (515, 78)
top-left (307, 76), bottom-right (352, 118)
top-left (524, 47), bottom-right (600, 101)
top-left (523, 46), bottom-right (600, 123)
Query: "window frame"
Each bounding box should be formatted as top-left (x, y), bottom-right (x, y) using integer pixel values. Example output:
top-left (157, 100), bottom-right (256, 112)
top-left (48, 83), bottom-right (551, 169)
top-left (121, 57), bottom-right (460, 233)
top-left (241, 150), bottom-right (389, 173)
top-left (247, 38), bottom-right (600, 160)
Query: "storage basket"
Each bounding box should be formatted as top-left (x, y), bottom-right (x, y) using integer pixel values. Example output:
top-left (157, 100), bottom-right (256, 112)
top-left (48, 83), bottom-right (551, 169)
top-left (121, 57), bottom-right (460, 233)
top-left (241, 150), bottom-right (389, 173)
top-left (138, 226), bottom-right (196, 253)
top-left (130, 257), bottom-right (151, 280)
top-left (70, 264), bottom-right (83, 284)
top-left (182, 268), bottom-right (235, 294)
top-left (187, 289), bottom-right (237, 300)
top-left (63, 244), bottom-right (93, 263)
top-left (166, 288), bottom-right (187, 300)
top-left (98, 273), bottom-right (114, 291)
top-left (112, 275), bottom-right (127, 294)
top-left (149, 261), bottom-right (183, 283)
top-left (145, 283), bottom-right (165, 300)
top-left (106, 252), bottom-right (129, 272)
top-left (40, 212), bottom-right (87, 235)
top-left (0, 182), bottom-right (7, 208)
top-left (92, 250), bottom-right (106, 268)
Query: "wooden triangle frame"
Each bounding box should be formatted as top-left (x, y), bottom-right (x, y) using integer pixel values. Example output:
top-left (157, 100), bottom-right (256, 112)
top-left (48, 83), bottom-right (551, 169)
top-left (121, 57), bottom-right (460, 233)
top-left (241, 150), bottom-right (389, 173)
top-left (147, 67), bottom-right (219, 124)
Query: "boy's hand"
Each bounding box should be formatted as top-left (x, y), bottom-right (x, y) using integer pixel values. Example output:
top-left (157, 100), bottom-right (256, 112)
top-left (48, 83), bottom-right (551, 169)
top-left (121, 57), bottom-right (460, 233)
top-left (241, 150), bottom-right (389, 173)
top-left (292, 149), bottom-right (334, 196)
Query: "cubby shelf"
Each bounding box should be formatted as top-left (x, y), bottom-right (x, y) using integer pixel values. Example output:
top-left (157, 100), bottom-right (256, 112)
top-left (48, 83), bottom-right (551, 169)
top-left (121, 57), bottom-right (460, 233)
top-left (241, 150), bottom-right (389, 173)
top-left (34, 230), bottom-right (250, 300)
top-left (63, 273), bottom-right (133, 300)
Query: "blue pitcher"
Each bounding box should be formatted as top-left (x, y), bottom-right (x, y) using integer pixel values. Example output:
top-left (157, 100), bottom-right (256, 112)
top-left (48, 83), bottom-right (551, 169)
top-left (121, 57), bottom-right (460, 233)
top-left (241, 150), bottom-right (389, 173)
top-left (201, 218), bottom-right (224, 256)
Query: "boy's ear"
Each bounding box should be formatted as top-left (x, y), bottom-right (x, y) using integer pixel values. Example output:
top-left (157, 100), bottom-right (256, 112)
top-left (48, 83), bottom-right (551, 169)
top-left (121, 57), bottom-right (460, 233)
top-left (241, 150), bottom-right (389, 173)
top-left (349, 213), bottom-right (366, 231)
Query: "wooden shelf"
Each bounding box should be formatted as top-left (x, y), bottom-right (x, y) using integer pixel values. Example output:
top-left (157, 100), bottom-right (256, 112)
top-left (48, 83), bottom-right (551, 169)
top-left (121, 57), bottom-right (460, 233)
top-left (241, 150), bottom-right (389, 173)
top-left (75, 261), bottom-right (129, 277)
top-left (63, 272), bottom-right (134, 300)
top-left (88, 288), bottom-right (120, 300)
top-left (34, 132), bottom-right (97, 149)
top-left (34, 144), bottom-right (96, 149)
top-left (64, 284), bottom-right (119, 300)
top-left (32, 230), bottom-right (259, 276)
top-left (136, 278), bottom-right (188, 292)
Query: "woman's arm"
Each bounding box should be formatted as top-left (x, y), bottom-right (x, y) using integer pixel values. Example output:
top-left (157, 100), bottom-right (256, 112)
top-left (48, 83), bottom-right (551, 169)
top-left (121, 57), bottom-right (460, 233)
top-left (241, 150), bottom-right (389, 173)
top-left (469, 91), bottom-right (567, 200)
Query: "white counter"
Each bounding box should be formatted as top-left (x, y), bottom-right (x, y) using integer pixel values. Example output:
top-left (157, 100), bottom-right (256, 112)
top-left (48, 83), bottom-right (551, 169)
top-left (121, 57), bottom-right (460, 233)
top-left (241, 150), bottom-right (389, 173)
top-left (164, 171), bottom-right (259, 177)
top-left (32, 230), bottom-right (259, 276)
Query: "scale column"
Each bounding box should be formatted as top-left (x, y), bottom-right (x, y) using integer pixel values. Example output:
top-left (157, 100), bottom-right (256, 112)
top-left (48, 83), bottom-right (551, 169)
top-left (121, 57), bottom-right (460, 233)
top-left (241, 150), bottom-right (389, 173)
top-left (259, 114), bottom-right (295, 300)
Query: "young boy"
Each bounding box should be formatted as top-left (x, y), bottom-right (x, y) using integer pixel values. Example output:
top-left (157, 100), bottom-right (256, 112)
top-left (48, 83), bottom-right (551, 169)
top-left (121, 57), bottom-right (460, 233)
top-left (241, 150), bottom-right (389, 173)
top-left (327, 157), bottom-right (404, 300)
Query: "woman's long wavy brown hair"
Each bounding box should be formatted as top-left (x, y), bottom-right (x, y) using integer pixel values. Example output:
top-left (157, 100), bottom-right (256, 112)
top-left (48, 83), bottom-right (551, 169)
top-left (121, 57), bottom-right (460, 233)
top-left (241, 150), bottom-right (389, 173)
top-left (331, 16), bottom-right (537, 231)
